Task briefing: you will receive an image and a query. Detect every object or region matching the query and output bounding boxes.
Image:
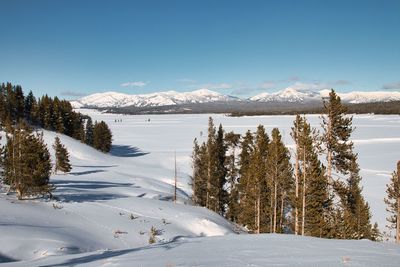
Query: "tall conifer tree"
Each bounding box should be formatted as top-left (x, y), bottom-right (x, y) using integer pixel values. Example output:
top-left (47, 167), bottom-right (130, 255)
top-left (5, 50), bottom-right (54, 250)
top-left (385, 161), bottom-right (400, 243)
top-left (53, 136), bottom-right (72, 174)
top-left (225, 131), bottom-right (241, 222)
top-left (3, 123), bottom-right (52, 199)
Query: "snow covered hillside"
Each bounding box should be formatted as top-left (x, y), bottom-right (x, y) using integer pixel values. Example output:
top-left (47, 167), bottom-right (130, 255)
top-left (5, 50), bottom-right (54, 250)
top-left (71, 88), bottom-right (400, 108)
top-left (1, 111), bottom-right (400, 266)
top-left (71, 89), bottom-right (238, 108)
top-left (0, 128), bottom-right (236, 264)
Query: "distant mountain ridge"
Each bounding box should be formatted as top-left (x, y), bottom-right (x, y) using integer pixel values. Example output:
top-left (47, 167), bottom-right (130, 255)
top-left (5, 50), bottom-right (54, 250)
top-left (71, 88), bottom-right (400, 109)
top-left (71, 89), bottom-right (239, 108)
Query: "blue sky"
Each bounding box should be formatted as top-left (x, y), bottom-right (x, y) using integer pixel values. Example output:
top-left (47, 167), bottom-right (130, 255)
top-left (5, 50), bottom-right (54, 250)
top-left (0, 0), bottom-right (399, 99)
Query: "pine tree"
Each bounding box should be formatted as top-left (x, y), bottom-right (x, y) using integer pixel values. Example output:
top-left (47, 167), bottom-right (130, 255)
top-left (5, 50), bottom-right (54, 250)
top-left (237, 130), bottom-right (257, 231)
top-left (252, 125), bottom-right (270, 233)
top-left (0, 135), bottom-right (4, 183)
top-left (321, 89), bottom-right (374, 240)
top-left (24, 90), bottom-right (36, 123)
top-left (53, 136), bottom-right (72, 174)
top-left (191, 139), bottom-right (208, 206)
top-left (321, 89), bottom-right (355, 183)
top-left (291, 115), bottom-right (302, 235)
top-left (3, 123), bottom-right (53, 199)
top-left (215, 124), bottom-right (227, 215)
top-left (0, 83), bottom-right (5, 124)
top-left (205, 117), bottom-right (216, 210)
top-left (266, 128), bottom-right (293, 233)
top-left (385, 161), bottom-right (400, 243)
top-left (291, 115), bottom-right (332, 237)
top-left (225, 131), bottom-right (241, 222)
top-left (93, 121), bottom-right (113, 152)
top-left (53, 97), bottom-right (65, 133)
top-left (85, 117), bottom-right (94, 146)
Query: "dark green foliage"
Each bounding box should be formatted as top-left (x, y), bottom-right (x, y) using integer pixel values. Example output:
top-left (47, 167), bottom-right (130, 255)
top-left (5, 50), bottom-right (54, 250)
top-left (384, 161), bottom-right (400, 242)
top-left (53, 136), bottom-right (72, 174)
top-left (3, 122), bottom-right (53, 199)
top-left (224, 131), bottom-right (241, 222)
top-left (93, 121), bottom-right (113, 153)
top-left (0, 82), bottom-right (112, 152)
top-left (237, 130), bottom-right (256, 229)
top-left (322, 89), bottom-right (355, 177)
top-left (266, 128), bottom-right (293, 233)
top-left (191, 118), bottom-right (228, 215)
top-left (215, 124), bottom-right (228, 214)
top-left (292, 115), bottom-right (332, 237)
top-left (191, 139), bottom-right (207, 206)
top-left (85, 117), bottom-right (94, 146)
top-left (24, 90), bottom-right (37, 123)
top-left (239, 126), bottom-right (271, 233)
top-left (188, 92), bottom-right (379, 242)
top-left (322, 89), bottom-right (376, 240)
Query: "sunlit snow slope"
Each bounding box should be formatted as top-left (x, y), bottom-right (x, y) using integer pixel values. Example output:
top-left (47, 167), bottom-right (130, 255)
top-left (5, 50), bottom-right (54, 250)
top-left (0, 129), bottom-right (235, 264)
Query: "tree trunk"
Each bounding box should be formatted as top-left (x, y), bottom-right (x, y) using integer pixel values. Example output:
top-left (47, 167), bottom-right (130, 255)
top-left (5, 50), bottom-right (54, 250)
top-left (206, 157), bottom-right (211, 209)
top-left (273, 179), bottom-right (277, 233)
top-left (295, 145), bottom-right (299, 235)
top-left (280, 192), bottom-right (285, 232)
top-left (327, 115), bottom-right (333, 184)
top-left (257, 194), bottom-right (260, 234)
top-left (270, 192), bottom-right (273, 233)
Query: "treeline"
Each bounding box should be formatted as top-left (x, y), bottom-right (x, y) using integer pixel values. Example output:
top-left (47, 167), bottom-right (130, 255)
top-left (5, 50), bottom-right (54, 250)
top-left (229, 100), bottom-right (400, 117)
top-left (192, 90), bottom-right (380, 240)
top-left (0, 121), bottom-right (72, 199)
top-left (0, 82), bottom-right (112, 152)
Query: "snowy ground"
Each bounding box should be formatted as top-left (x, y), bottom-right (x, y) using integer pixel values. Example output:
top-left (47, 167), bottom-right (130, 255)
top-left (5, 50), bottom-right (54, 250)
top-left (0, 111), bottom-right (399, 266)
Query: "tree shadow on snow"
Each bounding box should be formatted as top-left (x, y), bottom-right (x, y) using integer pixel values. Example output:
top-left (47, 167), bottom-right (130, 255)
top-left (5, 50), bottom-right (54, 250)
top-left (0, 253), bottom-right (16, 263)
top-left (109, 145), bottom-right (149, 157)
top-left (69, 170), bottom-right (106, 176)
top-left (52, 180), bottom-right (139, 202)
top-left (55, 192), bottom-right (129, 203)
top-left (39, 236), bottom-right (199, 267)
top-left (73, 165), bottom-right (117, 168)
top-left (53, 180), bottom-right (137, 190)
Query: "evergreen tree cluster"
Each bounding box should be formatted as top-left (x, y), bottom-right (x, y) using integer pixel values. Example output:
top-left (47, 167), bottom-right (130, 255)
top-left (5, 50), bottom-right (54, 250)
top-left (192, 89), bottom-right (379, 241)
top-left (0, 82), bottom-right (112, 152)
top-left (1, 122), bottom-right (53, 199)
top-left (0, 120), bottom-right (75, 199)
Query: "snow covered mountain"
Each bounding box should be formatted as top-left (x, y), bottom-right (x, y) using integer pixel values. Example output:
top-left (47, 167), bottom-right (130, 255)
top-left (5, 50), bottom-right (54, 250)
top-left (251, 88), bottom-right (400, 104)
top-left (249, 88), bottom-right (321, 103)
top-left (72, 88), bottom-right (400, 109)
top-left (71, 89), bottom-right (239, 108)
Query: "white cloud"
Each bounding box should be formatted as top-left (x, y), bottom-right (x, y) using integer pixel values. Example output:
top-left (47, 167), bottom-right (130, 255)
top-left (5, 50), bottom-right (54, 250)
top-left (382, 81), bottom-right (400, 90)
top-left (331, 80), bottom-right (351, 85)
top-left (288, 82), bottom-right (329, 91)
top-left (120, 81), bottom-right (148, 87)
